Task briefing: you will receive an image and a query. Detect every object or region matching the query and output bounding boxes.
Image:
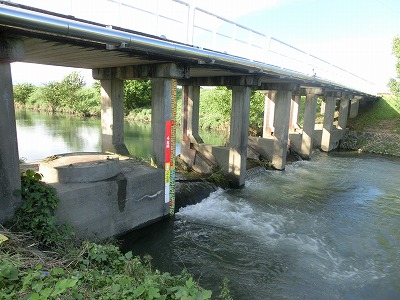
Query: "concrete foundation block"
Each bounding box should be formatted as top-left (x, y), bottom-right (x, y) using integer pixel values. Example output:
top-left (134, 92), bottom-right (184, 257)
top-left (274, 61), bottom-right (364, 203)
top-left (52, 160), bottom-right (167, 239)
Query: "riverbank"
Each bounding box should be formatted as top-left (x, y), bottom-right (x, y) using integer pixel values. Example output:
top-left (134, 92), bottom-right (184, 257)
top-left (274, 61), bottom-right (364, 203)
top-left (340, 131), bottom-right (400, 156)
top-left (340, 95), bottom-right (400, 156)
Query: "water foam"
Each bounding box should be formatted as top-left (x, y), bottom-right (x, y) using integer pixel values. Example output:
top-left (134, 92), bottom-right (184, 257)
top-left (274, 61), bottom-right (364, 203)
top-left (178, 189), bottom-right (285, 243)
top-left (177, 187), bottom-right (387, 286)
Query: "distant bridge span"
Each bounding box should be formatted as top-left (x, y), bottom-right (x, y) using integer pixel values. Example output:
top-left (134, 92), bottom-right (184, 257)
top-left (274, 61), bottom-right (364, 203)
top-left (0, 1), bottom-right (378, 237)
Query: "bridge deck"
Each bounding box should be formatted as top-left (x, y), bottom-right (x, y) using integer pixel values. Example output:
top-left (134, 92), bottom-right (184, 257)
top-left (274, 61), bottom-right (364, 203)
top-left (0, 2), bottom-right (374, 95)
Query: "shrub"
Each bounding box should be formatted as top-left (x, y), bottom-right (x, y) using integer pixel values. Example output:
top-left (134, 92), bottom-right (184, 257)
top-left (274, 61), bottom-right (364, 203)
top-left (13, 83), bottom-right (35, 105)
top-left (12, 170), bottom-right (73, 248)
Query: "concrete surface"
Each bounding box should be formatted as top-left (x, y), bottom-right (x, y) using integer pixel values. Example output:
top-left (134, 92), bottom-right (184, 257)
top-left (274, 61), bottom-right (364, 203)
top-left (39, 153), bottom-right (120, 183)
top-left (51, 157), bottom-right (167, 239)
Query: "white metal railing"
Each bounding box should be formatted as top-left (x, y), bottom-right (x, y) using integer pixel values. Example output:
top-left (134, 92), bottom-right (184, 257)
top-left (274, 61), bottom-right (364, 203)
top-left (9, 0), bottom-right (376, 95)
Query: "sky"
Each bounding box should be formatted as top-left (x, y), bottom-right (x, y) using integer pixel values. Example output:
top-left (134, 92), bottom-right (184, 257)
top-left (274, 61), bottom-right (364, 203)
top-left (10, 0), bottom-right (400, 92)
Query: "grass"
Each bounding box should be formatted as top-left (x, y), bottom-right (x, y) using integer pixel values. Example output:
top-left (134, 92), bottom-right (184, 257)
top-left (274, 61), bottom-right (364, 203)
top-left (347, 95), bottom-right (400, 133)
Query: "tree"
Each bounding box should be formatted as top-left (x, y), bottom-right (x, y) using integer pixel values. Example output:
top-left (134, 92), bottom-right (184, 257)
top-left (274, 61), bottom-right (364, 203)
top-left (42, 71), bottom-right (86, 112)
top-left (13, 83), bottom-right (35, 104)
top-left (388, 36), bottom-right (400, 96)
top-left (124, 80), bottom-right (152, 113)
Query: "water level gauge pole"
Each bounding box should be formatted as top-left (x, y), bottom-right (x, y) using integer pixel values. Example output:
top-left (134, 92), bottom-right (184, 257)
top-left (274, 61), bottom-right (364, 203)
top-left (169, 79), bottom-right (177, 215)
top-left (164, 79), bottom-right (177, 215)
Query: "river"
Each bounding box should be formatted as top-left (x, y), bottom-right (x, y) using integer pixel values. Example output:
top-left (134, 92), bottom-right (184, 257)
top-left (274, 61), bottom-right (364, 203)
top-left (16, 110), bottom-right (400, 299)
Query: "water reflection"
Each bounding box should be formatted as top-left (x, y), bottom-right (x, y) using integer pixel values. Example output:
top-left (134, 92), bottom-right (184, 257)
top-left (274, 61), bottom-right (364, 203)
top-left (15, 110), bottom-right (226, 162)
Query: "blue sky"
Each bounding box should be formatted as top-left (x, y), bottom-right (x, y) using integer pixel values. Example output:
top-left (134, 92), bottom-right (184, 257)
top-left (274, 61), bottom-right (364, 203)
top-left (11, 0), bottom-right (400, 92)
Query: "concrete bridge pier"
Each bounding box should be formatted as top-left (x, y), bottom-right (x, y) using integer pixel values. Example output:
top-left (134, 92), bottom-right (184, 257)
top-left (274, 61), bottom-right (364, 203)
top-left (320, 94), bottom-right (337, 152)
top-left (151, 78), bottom-right (173, 168)
top-left (0, 38), bottom-right (23, 223)
top-left (289, 88), bottom-right (322, 159)
top-left (316, 92), bottom-right (351, 152)
top-left (226, 86), bottom-right (251, 187)
top-left (289, 94), bottom-right (301, 132)
top-left (349, 96), bottom-right (362, 118)
top-left (100, 77), bottom-right (130, 156)
top-left (180, 84), bottom-right (252, 187)
top-left (262, 91), bottom-right (276, 137)
top-left (249, 84), bottom-right (295, 170)
top-left (338, 95), bottom-right (351, 130)
top-left (180, 85), bottom-right (215, 174)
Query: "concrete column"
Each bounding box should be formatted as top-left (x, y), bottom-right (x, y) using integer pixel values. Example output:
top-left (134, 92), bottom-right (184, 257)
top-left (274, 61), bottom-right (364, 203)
top-left (263, 91), bottom-right (276, 137)
top-left (0, 38), bottom-right (24, 224)
top-left (320, 96), bottom-right (336, 152)
top-left (338, 97), bottom-right (350, 130)
top-left (300, 91), bottom-right (319, 159)
top-left (100, 79), bottom-right (129, 156)
top-left (289, 94), bottom-right (300, 132)
top-left (151, 78), bottom-right (172, 168)
top-left (0, 63), bottom-right (21, 223)
top-left (349, 97), bottom-right (361, 118)
top-left (229, 86), bottom-right (251, 187)
top-left (320, 99), bottom-right (326, 115)
top-left (182, 85), bottom-right (202, 144)
top-left (272, 89), bottom-right (292, 170)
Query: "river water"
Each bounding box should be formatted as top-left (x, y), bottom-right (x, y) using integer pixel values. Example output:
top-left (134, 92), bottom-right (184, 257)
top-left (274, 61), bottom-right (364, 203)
top-left (16, 110), bottom-right (400, 299)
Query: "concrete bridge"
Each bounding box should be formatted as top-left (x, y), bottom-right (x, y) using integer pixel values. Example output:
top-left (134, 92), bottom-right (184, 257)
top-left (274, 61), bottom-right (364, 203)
top-left (0, 0), bottom-right (377, 237)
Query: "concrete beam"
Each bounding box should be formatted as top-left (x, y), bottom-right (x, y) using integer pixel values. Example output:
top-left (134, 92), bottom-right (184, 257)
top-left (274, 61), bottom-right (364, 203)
top-left (93, 63), bottom-right (189, 80)
top-left (178, 75), bottom-right (261, 87)
top-left (0, 62), bottom-right (21, 224)
top-left (0, 37), bottom-right (24, 62)
top-left (259, 82), bottom-right (299, 91)
top-left (151, 78), bottom-right (172, 168)
top-left (100, 78), bottom-right (130, 155)
top-left (300, 87), bottom-right (324, 96)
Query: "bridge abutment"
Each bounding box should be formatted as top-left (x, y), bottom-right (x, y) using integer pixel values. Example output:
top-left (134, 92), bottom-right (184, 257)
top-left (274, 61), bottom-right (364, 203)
top-left (0, 38), bottom-right (23, 223)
